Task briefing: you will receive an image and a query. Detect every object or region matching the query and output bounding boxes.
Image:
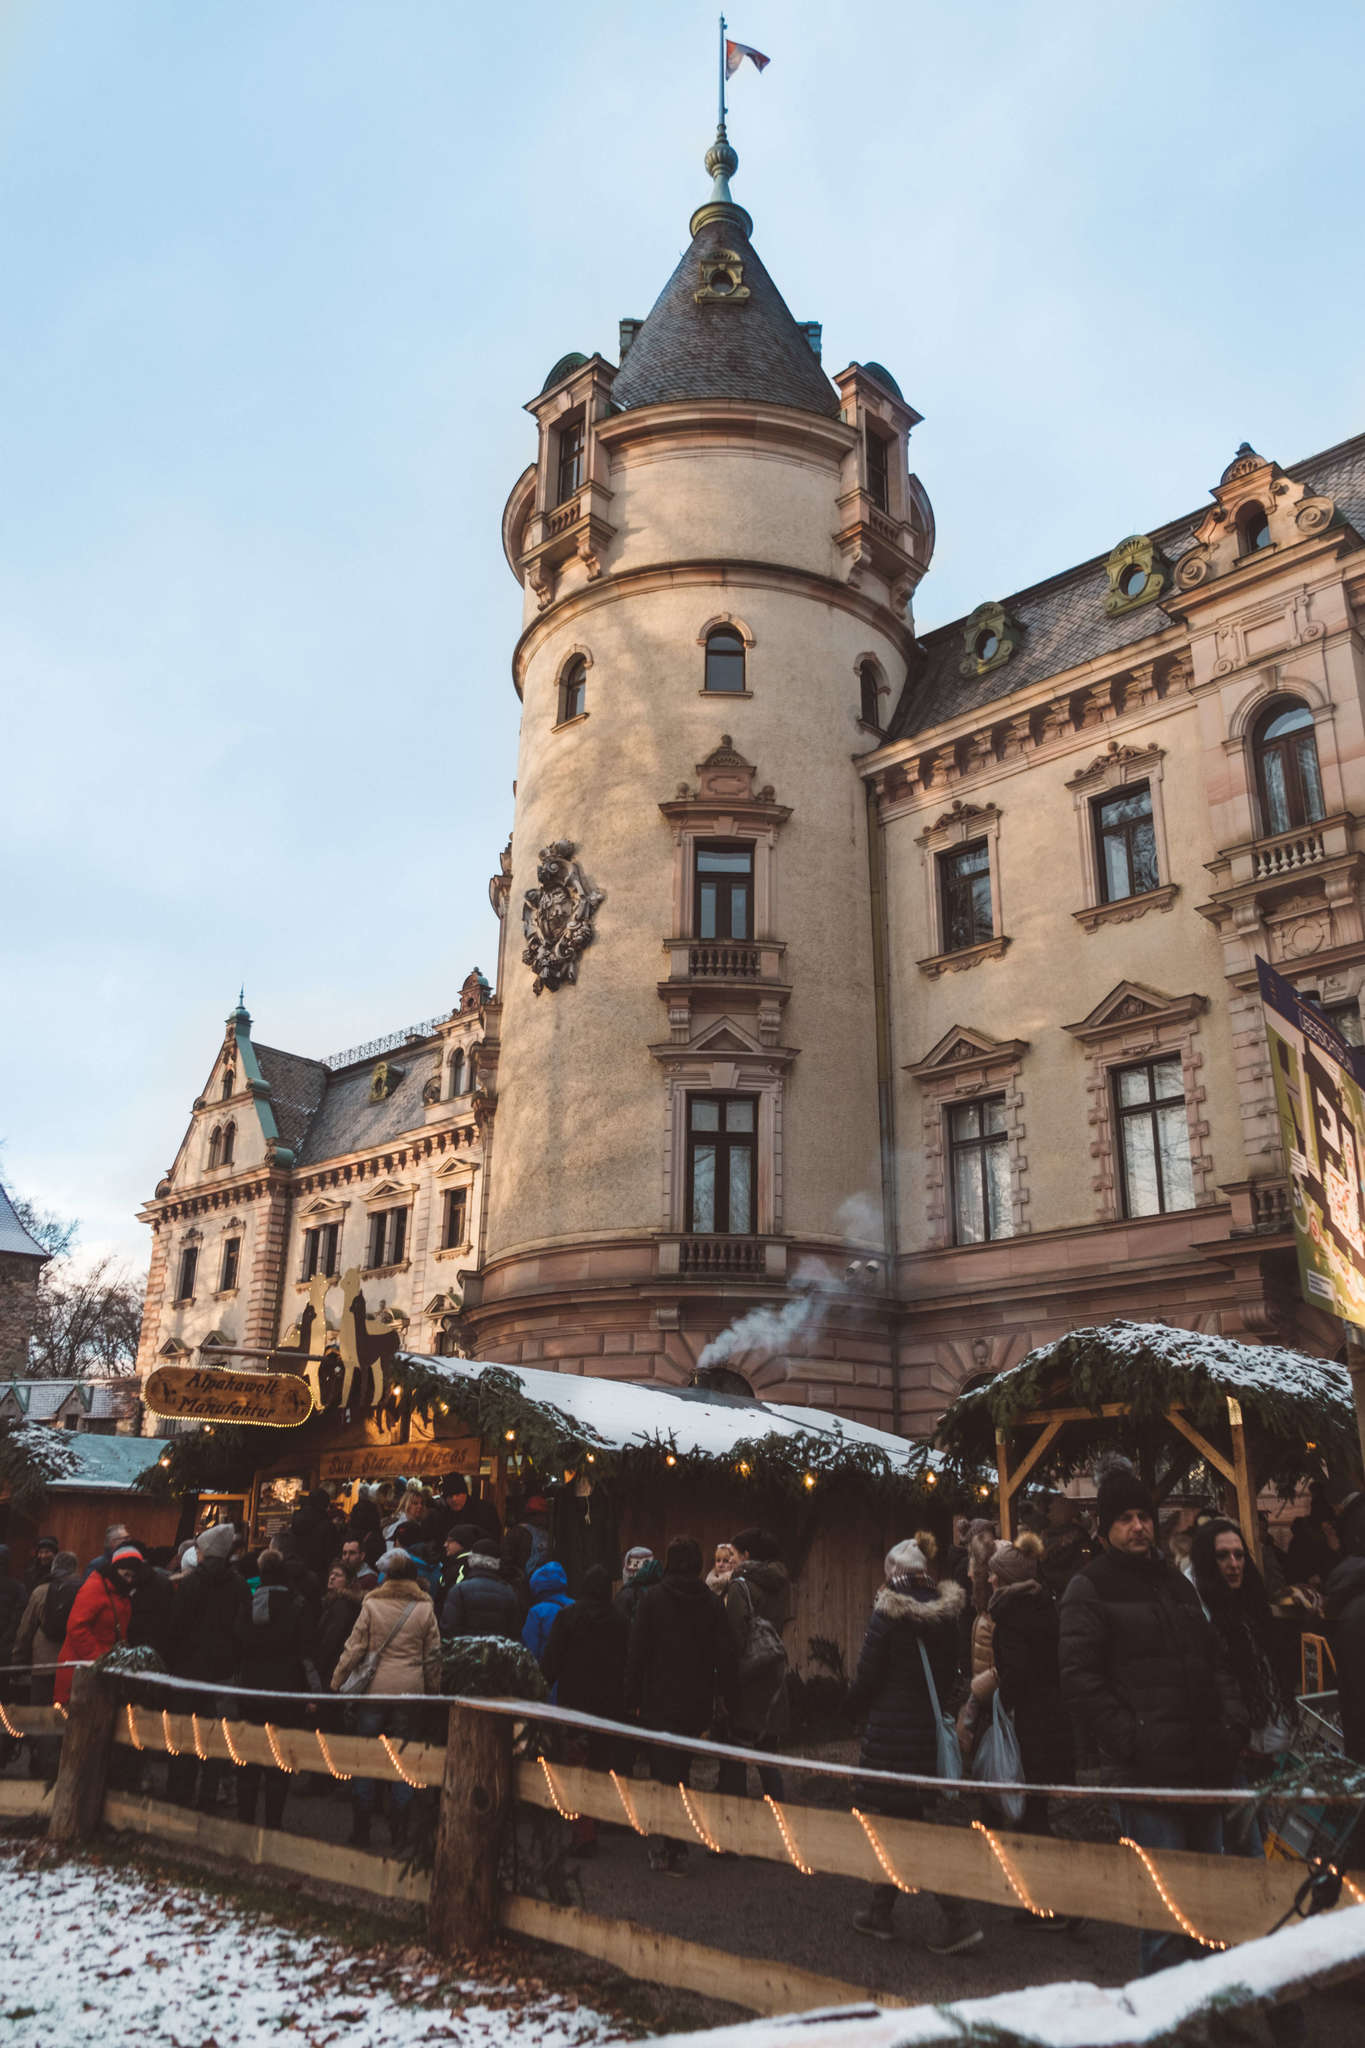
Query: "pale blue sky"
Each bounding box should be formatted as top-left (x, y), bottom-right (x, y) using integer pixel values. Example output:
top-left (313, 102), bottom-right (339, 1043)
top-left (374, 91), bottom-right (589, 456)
top-left (4, 0), bottom-right (1364, 1267)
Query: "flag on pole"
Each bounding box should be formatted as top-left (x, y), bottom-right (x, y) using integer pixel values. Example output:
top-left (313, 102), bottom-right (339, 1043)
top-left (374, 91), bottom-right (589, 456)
top-left (725, 39), bottom-right (770, 78)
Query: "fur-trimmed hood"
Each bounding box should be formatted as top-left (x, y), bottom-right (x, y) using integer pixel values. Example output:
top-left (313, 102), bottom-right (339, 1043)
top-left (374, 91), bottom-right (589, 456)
top-left (874, 1578), bottom-right (965, 1626)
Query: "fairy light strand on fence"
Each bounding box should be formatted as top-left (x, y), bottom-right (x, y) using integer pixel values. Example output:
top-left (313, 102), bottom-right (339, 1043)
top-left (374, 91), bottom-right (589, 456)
top-left (264, 1723), bottom-right (294, 1773)
top-left (610, 1770), bottom-right (646, 1835)
top-left (678, 1783), bottom-right (722, 1853)
top-left (379, 1734), bottom-right (425, 1790)
top-left (1120, 1835), bottom-right (1227, 1950)
top-left (161, 1708), bottom-right (180, 1756)
top-left (0, 1703), bottom-right (21, 1741)
top-left (763, 1794), bottom-right (813, 1876)
top-left (851, 1807), bottom-right (918, 1892)
top-left (191, 1713), bottom-right (208, 1763)
top-left (971, 1819), bottom-right (1053, 1919)
top-left (1330, 1864), bottom-right (1365, 1906)
top-left (220, 1719), bottom-right (247, 1768)
top-left (315, 1729), bottom-right (351, 1781)
top-left (538, 1756), bottom-right (580, 1820)
top-left (124, 1703), bottom-right (144, 1751)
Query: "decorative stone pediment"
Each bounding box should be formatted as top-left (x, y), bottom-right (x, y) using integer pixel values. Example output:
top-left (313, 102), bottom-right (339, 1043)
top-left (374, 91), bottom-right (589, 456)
top-left (1173, 445), bottom-right (1339, 593)
top-left (199, 1328), bottom-right (233, 1349)
top-left (158, 1337), bottom-right (192, 1360)
top-left (1066, 739), bottom-right (1163, 791)
top-left (364, 1181), bottom-right (410, 1205)
top-left (690, 737), bottom-right (768, 805)
top-left (918, 799), bottom-right (1001, 849)
top-left (1064, 981), bottom-right (1207, 1045)
top-left (435, 1155), bottom-right (474, 1181)
top-left (904, 1025), bottom-right (1030, 1079)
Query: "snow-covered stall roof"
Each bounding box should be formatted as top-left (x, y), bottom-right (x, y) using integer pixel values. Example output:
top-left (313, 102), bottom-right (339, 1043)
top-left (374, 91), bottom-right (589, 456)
top-left (393, 1350), bottom-right (942, 1497)
top-left (938, 1320), bottom-right (1361, 1486)
top-left (0, 1419), bottom-right (167, 1512)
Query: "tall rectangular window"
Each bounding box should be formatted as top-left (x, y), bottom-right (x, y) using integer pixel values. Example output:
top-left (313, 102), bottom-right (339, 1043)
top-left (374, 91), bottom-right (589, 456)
top-left (687, 1096), bottom-right (756, 1234)
top-left (939, 841), bottom-right (993, 952)
top-left (1094, 784), bottom-right (1158, 902)
top-left (366, 1209), bottom-right (408, 1268)
top-left (302, 1223), bottom-right (339, 1280)
top-left (1114, 1058), bottom-right (1195, 1217)
top-left (948, 1097), bottom-right (1013, 1245)
top-left (865, 429), bottom-right (890, 512)
top-left (219, 1238), bottom-right (241, 1293)
top-left (442, 1187), bottom-right (469, 1249)
top-left (556, 416), bottom-right (585, 504)
top-left (694, 843), bottom-right (753, 940)
top-left (175, 1247), bottom-right (198, 1302)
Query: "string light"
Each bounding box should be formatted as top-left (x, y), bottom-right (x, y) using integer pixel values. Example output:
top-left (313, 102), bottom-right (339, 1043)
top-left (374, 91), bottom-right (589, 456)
top-left (763, 1794), bottom-right (813, 1875)
top-left (221, 1719), bottom-right (247, 1768)
top-left (610, 1770), bottom-right (646, 1835)
top-left (315, 1729), bottom-right (351, 1781)
top-left (925, 1472), bottom-right (938, 1487)
top-left (0, 1703), bottom-right (21, 1741)
top-left (264, 1723), bottom-right (294, 1773)
top-left (1120, 1836), bottom-right (1226, 1950)
top-left (53, 1702), bottom-right (67, 1720)
top-left (379, 1733), bottom-right (425, 1789)
top-left (538, 1756), bottom-right (580, 1819)
top-left (1330, 1865), bottom-right (1364, 1905)
top-left (678, 1783), bottom-right (722, 1853)
top-left (161, 1709), bottom-right (180, 1756)
top-left (802, 1472), bottom-right (816, 1491)
top-left (191, 1713), bottom-right (209, 1762)
top-left (124, 1703), bottom-right (145, 1751)
top-left (852, 1808), bottom-right (917, 1893)
top-left (972, 1819), bottom-right (1053, 1919)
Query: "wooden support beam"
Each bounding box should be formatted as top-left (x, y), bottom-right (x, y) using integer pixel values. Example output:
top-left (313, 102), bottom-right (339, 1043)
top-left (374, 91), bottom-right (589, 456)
top-left (102, 1792), bottom-right (429, 1903)
top-left (995, 1430), bottom-right (1012, 1541)
top-left (1165, 1409), bottom-right (1236, 1486)
top-left (428, 1700), bottom-right (512, 1955)
top-left (500, 1894), bottom-right (907, 2017)
top-left (0, 1705), bottom-right (65, 1737)
top-left (0, 1780), bottom-right (52, 1818)
top-left (1002, 1418), bottom-right (1066, 1503)
top-left (514, 1763), bottom-right (1321, 1947)
top-left (1227, 1397), bottom-right (1262, 1569)
top-left (1016, 1404), bottom-right (1129, 1425)
top-left (50, 1666), bottom-right (116, 1844)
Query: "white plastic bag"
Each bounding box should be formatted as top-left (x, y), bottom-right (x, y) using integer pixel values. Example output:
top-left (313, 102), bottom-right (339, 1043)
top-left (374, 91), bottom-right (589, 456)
top-left (973, 1693), bottom-right (1026, 1825)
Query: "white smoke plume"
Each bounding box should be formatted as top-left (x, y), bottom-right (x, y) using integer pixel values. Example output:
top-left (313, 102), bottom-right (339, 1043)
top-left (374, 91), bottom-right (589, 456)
top-left (696, 1242), bottom-right (885, 1375)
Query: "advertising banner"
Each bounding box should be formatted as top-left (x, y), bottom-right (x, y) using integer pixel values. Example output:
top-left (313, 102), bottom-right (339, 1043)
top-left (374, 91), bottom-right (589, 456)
top-left (1257, 956), bottom-right (1365, 1324)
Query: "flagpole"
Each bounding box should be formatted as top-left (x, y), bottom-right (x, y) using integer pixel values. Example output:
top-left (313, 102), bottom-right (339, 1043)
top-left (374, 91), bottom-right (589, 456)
top-left (718, 14), bottom-right (727, 128)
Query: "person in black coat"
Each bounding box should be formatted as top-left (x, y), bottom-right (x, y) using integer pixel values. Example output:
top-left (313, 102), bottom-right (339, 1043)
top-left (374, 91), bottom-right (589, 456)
top-left (543, 1565), bottom-right (630, 1852)
top-left (625, 1536), bottom-right (736, 1875)
top-left (986, 1534), bottom-right (1074, 1841)
top-left (846, 1536), bottom-right (980, 1954)
top-left (290, 1489), bottom-right (340, 1582)
top-left (166, 1522), bottom-right (250, 1812)
top-left (128, 1559), bottom-right (178, 1664)
top-left (1060, 1462), bottom-right (1247, 1975)
top-left (234, 1550), bottom-right (309, 1829)
top-left (314, 1564), bottom-right (364, 1690)
top-left (440, 1539), bottom-right (522, 1638)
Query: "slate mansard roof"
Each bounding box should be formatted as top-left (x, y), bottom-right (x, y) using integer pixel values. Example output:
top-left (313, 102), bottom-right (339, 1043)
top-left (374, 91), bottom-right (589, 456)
top-left (890, 432), bottom-right (1365, 742)
top-left (0, 1183), bottom-right (49, 1263)
top-left (295, 1044), bottom-right (438, 1166)
top-left (610, 209), bottom-right (840, 420)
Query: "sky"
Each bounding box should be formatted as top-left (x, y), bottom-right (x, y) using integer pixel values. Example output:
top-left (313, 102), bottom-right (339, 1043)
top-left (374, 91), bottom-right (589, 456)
top-left (3, 0), bottom-right (1365, 1271)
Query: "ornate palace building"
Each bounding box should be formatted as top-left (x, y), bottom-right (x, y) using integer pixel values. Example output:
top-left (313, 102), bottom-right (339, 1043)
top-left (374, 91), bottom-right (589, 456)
top-left (137, 127), bottom-right (1365, 1437)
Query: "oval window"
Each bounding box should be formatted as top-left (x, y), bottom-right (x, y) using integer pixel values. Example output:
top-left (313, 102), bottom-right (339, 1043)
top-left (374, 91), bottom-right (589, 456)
top-left (975, 629), bottom-right (999, 662)
top-left (1120, 564), bottom-right (1146, 599)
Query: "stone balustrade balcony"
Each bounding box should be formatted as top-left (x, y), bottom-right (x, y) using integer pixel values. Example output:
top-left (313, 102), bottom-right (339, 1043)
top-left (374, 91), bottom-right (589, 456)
top-left (656, 1235), bottom-right (788, 1281)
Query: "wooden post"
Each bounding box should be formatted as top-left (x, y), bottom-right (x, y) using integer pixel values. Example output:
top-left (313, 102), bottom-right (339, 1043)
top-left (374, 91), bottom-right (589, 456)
top-left (49, 1668), bottom-right (116, 1843)
top-left (427, 1701), bottom-right (512, 1955)
top-left (1227, 1397), bottom-right (1262, 1570)
top-left (995, 1430), bottom-right (1012, 1540)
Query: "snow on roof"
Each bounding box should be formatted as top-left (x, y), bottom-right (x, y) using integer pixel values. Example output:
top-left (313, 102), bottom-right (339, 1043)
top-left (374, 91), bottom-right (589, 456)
top-left (396, 1350), bottom-right (939, 1478)
top-left (649, 1901), bottom-right (1365, 2046)
top-left (19, 1427), bottom-right (167, 1493)
top-left (0, 1182), bottom-right (49, 1260)
top-left (0, 1379), bottom-right (135, 1420)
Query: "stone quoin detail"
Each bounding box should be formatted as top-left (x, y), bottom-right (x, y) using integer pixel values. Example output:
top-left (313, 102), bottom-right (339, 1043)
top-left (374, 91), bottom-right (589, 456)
top-left (520, 841), bottom-right (605, 995)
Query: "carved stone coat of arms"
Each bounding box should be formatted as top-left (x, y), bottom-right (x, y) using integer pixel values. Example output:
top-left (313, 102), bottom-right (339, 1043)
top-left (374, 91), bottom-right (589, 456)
top-left (521, 840), bottom-right (605, 995)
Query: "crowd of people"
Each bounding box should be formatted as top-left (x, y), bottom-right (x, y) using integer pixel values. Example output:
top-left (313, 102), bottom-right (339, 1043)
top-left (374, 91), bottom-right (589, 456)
top-left (3, 1460), bottom-right (1363, 1979)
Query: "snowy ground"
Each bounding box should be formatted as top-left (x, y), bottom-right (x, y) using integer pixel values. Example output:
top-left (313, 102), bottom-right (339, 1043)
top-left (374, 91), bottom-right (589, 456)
top-left (0, 1841), bottom-right (628, 2048)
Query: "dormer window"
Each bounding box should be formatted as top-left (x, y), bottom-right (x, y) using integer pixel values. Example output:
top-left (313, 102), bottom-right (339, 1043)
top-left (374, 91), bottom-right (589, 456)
top-left (1254, 698), bottom-right (1325, 836)
top-left (704, 626), bottom-right (746, 694)
top-left (556, 415), bottom-right (585, 505)
top-left (1238, 502), bottom-right (1271, 554)
top-left (975, 628), bottom-right (999, 663)
top-left (865, 428), bottom-right (890, 513)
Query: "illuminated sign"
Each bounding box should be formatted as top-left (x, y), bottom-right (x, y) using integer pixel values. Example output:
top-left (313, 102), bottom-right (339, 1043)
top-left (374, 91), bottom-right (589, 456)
top-left (144, 1366), bottom-right (315, 1429)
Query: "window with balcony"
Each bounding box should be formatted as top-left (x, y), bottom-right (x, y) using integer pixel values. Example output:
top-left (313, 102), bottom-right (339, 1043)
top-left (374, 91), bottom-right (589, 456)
top-left (1114, 1057), bottom-right (1195, 1217)
top-left (694, 843), bottom-right (753, 940)
top-left (939, 840), bottom-right (994, 952)
top-left (442, 1187), bottom-right (469, 1250)
top-left (703, 626), bottom-right (746, 694)
top-left (556, 415), bottom-right (585, 505)
top-left (366, 1208), bottom-right (408, 1269)
top-left (948, 1096), bottom-right (1013, 1245)
top-left (557, 655), bottom-right (587, 724)
top-left (865, 428), bottom-right (890, 513)
top-left (219, 1237), bottom-right (241, 1293)
top-left (175, 1247), bottom-right (198, 1303)
top-left (302, 1222), bottom-right (340, 1280)
top-left (1094, 783), bottom-right (1158, 902)
top-left (1254, 699), bottom-right (1325, 836)
top-left (687, 1096), bottom-right (755, 1234)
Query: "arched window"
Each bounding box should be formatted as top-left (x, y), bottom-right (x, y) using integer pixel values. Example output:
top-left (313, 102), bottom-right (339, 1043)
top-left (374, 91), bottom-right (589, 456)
top-left (704, 626), bottom-right (746, 695)
top-left (467, 1049), bottom-right (479, 1092)
top-left (220, 1069), bottom-right (234, 1100)
top-left (449, 1049), bottom-right (466, 1098)
top-left (557, 656), bottom-right (587, 725)
top-left (1254, 698), bottom-right (1325, 836)
top-left (1238, 502), bottom-right (1271, 554)
top-left (859, 660), bottom-right (882, 729)
top-left (221, 1120), bottom-right (236, 1167)
top-left (207, 1127), bottom-right (222, 1169)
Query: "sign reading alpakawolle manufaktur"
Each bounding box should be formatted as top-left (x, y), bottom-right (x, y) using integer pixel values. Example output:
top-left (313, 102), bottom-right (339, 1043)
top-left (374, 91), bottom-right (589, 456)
top-left (143, 1365), bottom-right (315, 1428)
top-left (1258, 955), bottom-right (1365, 1325)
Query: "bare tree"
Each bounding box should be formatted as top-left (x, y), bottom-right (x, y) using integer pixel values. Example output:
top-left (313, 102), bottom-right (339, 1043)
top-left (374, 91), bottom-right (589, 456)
top-left (28, 1255), bottom-right (146, 1379)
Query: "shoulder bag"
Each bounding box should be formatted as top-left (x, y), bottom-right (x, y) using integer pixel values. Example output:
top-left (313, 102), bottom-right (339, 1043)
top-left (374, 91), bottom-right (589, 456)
top-left (917, 1638), bottom-right (964, 1793)
top-left (337, 1599), bottom-right (419, 1697)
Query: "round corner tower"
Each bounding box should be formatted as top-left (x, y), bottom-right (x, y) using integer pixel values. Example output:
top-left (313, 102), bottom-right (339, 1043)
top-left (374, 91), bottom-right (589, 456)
top-left (471, 130), bottom-right (934, 1426)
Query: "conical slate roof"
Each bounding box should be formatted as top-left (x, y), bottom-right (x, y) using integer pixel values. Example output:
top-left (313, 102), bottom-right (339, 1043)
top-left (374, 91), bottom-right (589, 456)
top-left (611, 208), bottom-right (839, 419)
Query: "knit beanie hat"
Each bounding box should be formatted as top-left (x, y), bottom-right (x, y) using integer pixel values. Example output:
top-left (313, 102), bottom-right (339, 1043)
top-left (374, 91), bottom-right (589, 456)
top-left (990, 1530), bottom-right (1043, 1585)
top-left (884, 1538), bottom-right (931, 1582)
top-left (111, 1545), bottom-right (143, 1567)
top-left (197, 1523), bottom-right (237, 1563)
top-left (1095, 1461), bottom-right (1155, 1542)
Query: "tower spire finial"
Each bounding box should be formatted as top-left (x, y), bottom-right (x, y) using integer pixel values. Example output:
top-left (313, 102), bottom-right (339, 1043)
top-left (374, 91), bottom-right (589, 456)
top-left (693, 15), bottom-right (753, 238)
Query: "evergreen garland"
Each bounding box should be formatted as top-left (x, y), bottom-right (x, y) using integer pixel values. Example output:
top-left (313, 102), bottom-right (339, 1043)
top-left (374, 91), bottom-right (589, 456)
top-left (131, 1424), bottom-right (259, 1501)
top-left (0, 1420), bottom-right (83, 1513)
top-left (440, 1632), bottom-right (548, 1702)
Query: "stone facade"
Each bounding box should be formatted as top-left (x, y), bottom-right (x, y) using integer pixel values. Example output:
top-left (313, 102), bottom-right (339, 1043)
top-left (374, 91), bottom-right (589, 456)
top-left (135, 134), bottom-right (1365, 1440)
top-left (0, 1184), bottom-right (48, 1379)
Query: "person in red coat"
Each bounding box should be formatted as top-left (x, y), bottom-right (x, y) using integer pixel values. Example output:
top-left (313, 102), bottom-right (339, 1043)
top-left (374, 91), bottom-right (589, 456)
top-left (53, 1546), bottom-right (142, 1707)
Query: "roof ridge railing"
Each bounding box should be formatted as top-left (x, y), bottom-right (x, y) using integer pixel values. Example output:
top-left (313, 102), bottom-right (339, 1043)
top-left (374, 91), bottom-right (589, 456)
top-left (321, 1017), bottom-right (452, 1070)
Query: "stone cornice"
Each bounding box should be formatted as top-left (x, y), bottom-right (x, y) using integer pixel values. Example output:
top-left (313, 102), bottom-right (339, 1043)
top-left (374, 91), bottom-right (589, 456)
top-left (593, 398), bottom-right (856, 467)
top-left (511, 558), bottom-right (915, 696)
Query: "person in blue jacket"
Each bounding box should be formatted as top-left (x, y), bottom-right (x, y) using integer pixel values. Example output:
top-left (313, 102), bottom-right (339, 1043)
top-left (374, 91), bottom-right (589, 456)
top-left (522, 1560), bottom-right (573, 1663)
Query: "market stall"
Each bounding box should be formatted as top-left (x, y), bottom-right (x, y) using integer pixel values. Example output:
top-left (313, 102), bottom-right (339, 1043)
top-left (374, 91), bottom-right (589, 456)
top-left (0, 1423), bottom-right (180, 1573)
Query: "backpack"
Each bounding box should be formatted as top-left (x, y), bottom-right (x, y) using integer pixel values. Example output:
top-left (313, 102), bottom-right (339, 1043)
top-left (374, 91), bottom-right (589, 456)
top-left (734, 1577), bottom-right (787, 1685)
top-left (43, 1575), bottom-right (79, 1646)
